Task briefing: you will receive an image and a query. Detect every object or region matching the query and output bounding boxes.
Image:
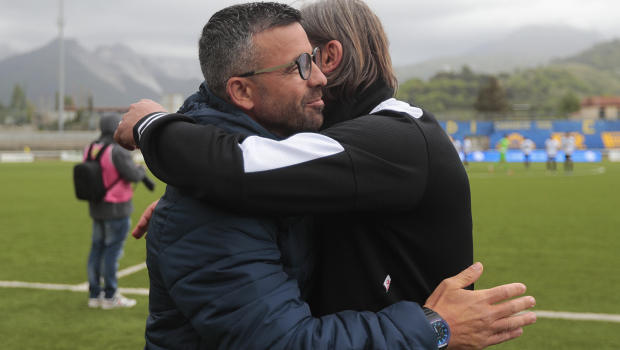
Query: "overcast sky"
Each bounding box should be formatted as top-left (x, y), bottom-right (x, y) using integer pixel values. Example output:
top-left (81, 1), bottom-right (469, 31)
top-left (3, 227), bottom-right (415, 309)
top-left (1, 0), bottom-right (620, 66)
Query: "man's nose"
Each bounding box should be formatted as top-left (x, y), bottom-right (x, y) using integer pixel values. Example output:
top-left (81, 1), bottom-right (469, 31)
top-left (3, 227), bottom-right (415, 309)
top-left (308, 60), bottom-right (327, 88)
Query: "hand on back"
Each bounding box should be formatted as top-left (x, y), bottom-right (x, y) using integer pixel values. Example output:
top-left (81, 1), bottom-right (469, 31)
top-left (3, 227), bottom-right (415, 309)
top-left (425, 263), bottom-right (536, 350)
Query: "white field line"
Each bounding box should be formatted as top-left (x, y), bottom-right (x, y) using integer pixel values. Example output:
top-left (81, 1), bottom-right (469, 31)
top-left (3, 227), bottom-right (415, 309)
top-left (0, 262), bottom-right (149, 296)
top-left (1, 260), bottom-right (619, 322)
top-left (534, 310), bottom-right (620, 323)
top-left (0, 279), bottom-right (619, 322)
top-left (118, 261), bottom-right (147, 278)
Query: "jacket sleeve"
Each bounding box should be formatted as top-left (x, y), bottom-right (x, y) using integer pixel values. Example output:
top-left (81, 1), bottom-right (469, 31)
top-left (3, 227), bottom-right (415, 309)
top-left (154, 201), bottom-right (436, 350)
top-left (110, 144), bottom-right (146, 182)
top-left (135, 110), bottom-right (429, 215)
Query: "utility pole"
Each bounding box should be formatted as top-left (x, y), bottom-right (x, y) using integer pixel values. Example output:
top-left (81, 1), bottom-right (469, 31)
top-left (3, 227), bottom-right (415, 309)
top-left (58, 0), bottom-right (65, 132)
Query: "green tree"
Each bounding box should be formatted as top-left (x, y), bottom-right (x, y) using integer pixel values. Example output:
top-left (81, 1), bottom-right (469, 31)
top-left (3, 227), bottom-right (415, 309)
top-left (474, 76), bottom-right (510, 113)
top-left (54, 92), bottom-right (75, 110)
top-left (9, 84), bottom-right (27, 112)
top-left (0, 98), bottom-right (5, 124)
top-left (8, 84), bottom-right (31, 124)
top-left (558, 90), bottom-right (582, 115)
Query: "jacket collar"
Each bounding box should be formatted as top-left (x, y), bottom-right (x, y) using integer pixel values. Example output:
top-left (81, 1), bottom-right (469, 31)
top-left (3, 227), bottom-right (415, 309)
top-left (180, 82), bottom-right (281, 140)
top-left (319, 79), bottom-right (394, 131)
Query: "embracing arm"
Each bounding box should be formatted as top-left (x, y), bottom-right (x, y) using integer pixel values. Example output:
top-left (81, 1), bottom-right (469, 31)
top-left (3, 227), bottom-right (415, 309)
top-left (158, 220), bottom-right (534, 350)
top-left (133, 110), bottom-right (428, 215)
top-left (154, 213), bottom-right (435, 350)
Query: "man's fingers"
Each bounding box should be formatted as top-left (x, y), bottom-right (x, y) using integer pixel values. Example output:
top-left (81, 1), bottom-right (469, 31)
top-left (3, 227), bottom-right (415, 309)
top-left (492, 311), bottom-right (537, 335)
top-left (132, 218), bottom-right (148, 239)
top-left (113, 124), bottom-right (137, 150)
top-left (486, 327), bottom-right (524, 347)
top-left (486, 311), bottom-right (535, 346)
top-left (449, 262), bottom-right (484, 289)
top-left (485, 282), bottom-right (527, 304)
top-left (132, 200), bottom-right (159, 239)
top-left (117, 138), bottom-right (137, 151)
top-left (493, 296), bottom-right (536, 320)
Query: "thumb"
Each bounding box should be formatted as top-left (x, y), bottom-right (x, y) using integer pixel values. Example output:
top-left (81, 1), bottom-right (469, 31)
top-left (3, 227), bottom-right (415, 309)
top-left (452, 262), bottom-right (483, 289)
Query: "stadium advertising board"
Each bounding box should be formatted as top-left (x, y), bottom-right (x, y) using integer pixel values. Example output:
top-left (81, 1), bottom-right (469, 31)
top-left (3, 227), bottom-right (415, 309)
top-left (441, 120), bottom-right (620, 150)
top-left (462, 150), bottom-right (602, 163)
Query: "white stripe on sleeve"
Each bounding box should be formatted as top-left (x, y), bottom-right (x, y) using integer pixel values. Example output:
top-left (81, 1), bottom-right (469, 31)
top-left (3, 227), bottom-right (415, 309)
top-left (239, 133), bottom-right (345, 173)
top-left (137, 112), bottom-right (169, 140)
top-left (370, 98), bottom-right (423, 119)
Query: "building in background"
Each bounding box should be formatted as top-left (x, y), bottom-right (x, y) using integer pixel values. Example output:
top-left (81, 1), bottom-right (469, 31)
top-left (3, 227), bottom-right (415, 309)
top-left (572, 96), bottom-right (620, 120)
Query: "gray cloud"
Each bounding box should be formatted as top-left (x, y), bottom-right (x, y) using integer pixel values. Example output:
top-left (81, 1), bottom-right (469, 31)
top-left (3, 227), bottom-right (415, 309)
top-left (1, 0), bottom-right (619, 66)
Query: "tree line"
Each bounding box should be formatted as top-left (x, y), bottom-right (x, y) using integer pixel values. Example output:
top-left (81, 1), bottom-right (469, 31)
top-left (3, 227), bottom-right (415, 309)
top-left (0, 83), bottom-right (89, 129)
top-left (0, 84), bottom-right (36, 125)
top-left (395, 65), bottom-right (606, 119)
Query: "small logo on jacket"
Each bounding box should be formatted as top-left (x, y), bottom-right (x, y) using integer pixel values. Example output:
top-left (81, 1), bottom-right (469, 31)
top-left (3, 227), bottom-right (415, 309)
top-left (383, 275), bottom-right (391, 292)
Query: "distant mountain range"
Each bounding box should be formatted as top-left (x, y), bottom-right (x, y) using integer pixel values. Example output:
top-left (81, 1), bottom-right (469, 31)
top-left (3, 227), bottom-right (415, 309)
top-left (1, 25), bottom-right (617, 108)
top-left (395, 25), bottom-right (607, 82)
top-left (0, 43), bottom-right (11, 62)
top-left (555, 39), bottom-right (620, 72)
top-left (0, 39), bottom-right (203, 108)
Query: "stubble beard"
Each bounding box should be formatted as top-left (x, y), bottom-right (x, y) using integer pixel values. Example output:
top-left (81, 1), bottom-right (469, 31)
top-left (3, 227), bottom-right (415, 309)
top-left (259, 87), bottom-right (324, 136)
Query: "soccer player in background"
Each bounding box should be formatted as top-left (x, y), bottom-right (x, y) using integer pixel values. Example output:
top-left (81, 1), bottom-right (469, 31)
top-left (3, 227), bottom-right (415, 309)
top-left (545, 136), bottom-right (560, 175)
top-left (521, 137), bottom-right (535, 169)
top-left (463, 136), bottom-right (472, 168)
top-left (490, 133), bottom-right (511, 174)
top-left (452, 136), bottom-right (463, 161)
top-left (562, 132), bottom-right (575, 175)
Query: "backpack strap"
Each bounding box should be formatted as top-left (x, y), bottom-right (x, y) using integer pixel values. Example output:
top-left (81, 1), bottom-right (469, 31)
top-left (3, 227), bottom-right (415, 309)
top-left (93, 142), bottom-right (112, 162)
top-left (91, 142), bottom-right (123, 191)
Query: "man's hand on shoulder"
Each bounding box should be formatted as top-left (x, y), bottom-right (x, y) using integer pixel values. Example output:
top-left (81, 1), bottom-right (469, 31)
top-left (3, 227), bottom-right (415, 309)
top-left (114, 99), bottom-right (168, 150)
top-left (425, 263), bottom-right (536, 350)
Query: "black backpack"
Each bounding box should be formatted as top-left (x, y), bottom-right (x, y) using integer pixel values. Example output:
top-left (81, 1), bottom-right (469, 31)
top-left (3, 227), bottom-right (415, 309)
top-left (73, 142), bottom-right (121, 202)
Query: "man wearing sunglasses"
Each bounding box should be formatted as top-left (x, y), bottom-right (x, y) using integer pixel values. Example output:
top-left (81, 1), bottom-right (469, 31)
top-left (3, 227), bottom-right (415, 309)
top-left (116, 2), bottom-right (535, 350)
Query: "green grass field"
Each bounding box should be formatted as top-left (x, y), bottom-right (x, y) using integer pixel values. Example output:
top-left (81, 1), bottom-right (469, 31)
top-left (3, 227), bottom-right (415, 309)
top-left (0, 160), bottom-right (619, 349)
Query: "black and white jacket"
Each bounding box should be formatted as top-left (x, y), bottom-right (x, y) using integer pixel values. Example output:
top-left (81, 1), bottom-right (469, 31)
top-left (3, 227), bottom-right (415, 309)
top-left (135, 81), bottom-right (473, 316)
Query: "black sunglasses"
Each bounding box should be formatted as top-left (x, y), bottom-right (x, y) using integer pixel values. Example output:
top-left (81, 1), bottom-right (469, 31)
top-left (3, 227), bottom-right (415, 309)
top-left (237, 47), bottom-right (322, 80)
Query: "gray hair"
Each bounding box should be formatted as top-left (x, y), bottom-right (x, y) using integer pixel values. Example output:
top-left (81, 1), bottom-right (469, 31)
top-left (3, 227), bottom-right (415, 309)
top-left (199, 2), bottom-right (302, 99)
top-left (301, 0), bottom-right (397, 101)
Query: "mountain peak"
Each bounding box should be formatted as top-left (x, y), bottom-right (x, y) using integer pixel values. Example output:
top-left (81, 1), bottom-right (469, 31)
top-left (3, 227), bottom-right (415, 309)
top-left (0, 38), bottom-right (202, 107)
top-left (94, 43), bottom-right (135, 57)
top-left (469, 25), bottom-right (603, 58)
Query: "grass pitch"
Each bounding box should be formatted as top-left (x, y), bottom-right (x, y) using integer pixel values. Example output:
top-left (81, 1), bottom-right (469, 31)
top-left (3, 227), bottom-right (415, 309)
top-left (468, 161), bottom-right (620, 349)
top-left (0, 160), bottom-right (619, 349)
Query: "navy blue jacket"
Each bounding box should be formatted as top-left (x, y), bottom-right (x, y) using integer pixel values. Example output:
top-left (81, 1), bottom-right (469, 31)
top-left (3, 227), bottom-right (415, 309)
top-left (142, 83), bottom-right (437, 350)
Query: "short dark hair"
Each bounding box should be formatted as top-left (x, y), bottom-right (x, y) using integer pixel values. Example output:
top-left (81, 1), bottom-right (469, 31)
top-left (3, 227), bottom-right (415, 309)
top-left (198, 2), bottom-right (301, 99)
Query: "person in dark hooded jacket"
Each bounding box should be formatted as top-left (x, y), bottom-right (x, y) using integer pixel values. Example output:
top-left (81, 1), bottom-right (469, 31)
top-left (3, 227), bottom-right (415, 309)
top-left (85, 112), bottom-right (147, 309)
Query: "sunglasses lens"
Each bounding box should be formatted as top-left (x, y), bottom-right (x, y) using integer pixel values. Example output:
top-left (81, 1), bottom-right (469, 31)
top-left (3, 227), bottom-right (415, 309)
top-left (299, 53), bottom-right (312, 80)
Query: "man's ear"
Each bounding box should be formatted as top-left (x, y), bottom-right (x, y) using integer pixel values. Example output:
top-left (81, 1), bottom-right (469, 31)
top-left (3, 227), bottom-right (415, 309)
top-left (226, 77), bottom-right (255, 111)
top-left (321, 40), bottom-right (343, 74)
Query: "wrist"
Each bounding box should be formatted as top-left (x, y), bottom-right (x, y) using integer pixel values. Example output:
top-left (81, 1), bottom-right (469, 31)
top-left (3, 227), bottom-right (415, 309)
top-left (422, 307), bottom-right (451, 349)
top-left (133, 112), bottom-right (168, 146)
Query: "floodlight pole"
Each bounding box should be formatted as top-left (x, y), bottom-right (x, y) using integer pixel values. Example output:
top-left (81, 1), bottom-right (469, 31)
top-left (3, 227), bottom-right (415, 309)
top-left (58, 0), bottom-right (65, 132)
